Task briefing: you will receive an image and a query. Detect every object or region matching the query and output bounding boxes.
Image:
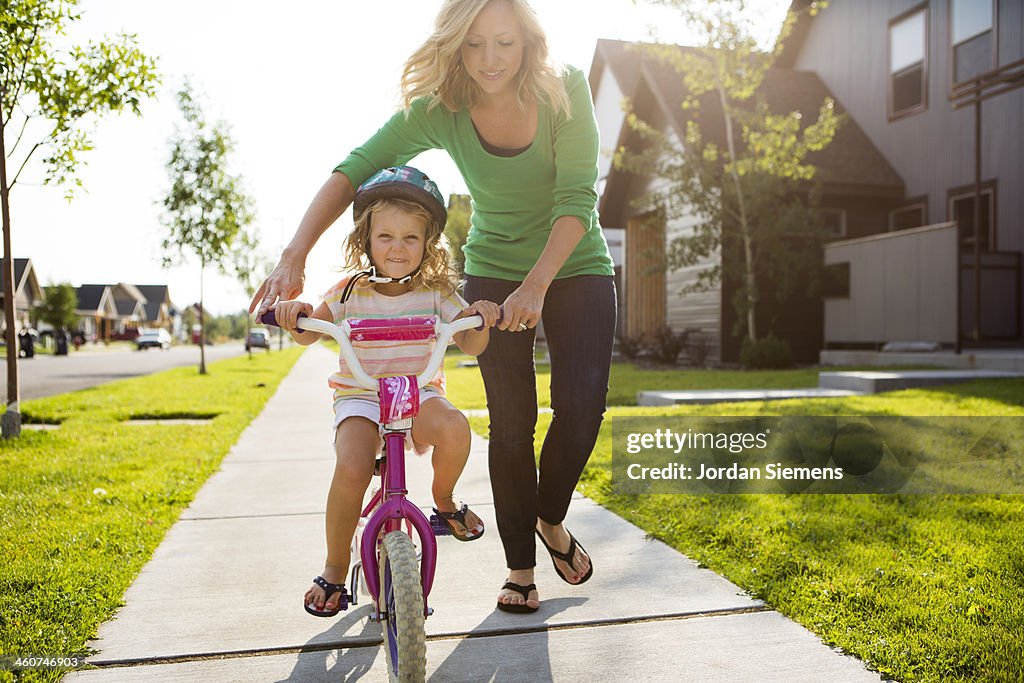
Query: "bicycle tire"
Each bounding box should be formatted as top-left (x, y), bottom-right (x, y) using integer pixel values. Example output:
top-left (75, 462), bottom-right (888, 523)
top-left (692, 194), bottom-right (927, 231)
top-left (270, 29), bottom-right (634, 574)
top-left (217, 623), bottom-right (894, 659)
top-left (379, 530), bottom-right (426, 682)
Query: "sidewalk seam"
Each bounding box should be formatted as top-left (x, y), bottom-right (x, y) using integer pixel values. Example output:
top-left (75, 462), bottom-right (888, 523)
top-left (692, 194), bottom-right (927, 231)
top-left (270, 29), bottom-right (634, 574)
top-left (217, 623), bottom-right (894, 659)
top-left (85, 604), bottom-right (771, 669)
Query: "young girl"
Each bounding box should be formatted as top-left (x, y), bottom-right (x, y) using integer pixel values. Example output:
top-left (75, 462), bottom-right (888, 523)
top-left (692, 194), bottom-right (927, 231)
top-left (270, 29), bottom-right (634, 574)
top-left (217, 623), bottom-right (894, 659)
top-left (272, 166), bottom-right (501, 617)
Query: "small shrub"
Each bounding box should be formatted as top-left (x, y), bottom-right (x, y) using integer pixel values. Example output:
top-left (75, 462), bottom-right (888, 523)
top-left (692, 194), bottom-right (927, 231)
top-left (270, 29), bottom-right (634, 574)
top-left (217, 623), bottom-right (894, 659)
top-left (740, 334), bottom-right (793, 369)
top-left (686, 330), bottom-right (713, 367)
top-left (617, 333), bottom-right (647, 361)
top-left (647, 325), bottom-right (689, 365)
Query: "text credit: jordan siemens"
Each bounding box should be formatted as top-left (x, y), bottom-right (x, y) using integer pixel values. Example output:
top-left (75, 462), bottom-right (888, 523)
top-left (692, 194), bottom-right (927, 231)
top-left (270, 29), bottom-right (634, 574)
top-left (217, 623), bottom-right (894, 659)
top-left (613, 415), bottom-right (1024, 495)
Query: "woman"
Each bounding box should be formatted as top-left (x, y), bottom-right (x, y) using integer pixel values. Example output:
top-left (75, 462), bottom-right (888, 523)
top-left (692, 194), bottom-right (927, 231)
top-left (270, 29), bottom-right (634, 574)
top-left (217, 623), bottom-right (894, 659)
top-left (251, 0), bottom-right (616, 613)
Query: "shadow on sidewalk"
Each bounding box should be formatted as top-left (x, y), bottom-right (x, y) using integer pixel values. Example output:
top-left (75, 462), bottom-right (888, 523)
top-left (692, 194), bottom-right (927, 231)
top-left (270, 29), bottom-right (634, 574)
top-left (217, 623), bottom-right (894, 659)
top-left (429, 596), bottom-right (587, 682)
top-left (279, 605), bottom-right (381, 682)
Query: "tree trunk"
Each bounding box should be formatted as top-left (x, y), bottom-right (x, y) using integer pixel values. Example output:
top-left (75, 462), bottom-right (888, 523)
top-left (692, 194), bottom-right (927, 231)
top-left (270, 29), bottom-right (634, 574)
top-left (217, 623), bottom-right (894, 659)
top-left (199, 261), bottom-right (207, 375)
top-left (717, 80), bottom-right (758, 342)
top-left (0, 107), bottom-right (21, 438)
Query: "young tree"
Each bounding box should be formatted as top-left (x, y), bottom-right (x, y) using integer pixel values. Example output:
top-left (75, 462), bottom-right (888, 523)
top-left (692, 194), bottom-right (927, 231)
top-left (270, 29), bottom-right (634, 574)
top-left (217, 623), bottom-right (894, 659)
top-left (617, 0), bottom-right (838, 343)
top-left (161, 83), bottom-right (256, 374)
top-left (32, 282), bottom-right (79, 333)
top-left (0, 0), bottom-right (159, 436)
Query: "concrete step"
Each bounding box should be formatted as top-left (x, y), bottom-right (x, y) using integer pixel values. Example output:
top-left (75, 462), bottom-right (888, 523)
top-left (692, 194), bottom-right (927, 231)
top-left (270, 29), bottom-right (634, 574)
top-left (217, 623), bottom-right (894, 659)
top-left (637, 387), bottom-right (862, 406)
top-left (818, 369), bottom-right (1023, 393)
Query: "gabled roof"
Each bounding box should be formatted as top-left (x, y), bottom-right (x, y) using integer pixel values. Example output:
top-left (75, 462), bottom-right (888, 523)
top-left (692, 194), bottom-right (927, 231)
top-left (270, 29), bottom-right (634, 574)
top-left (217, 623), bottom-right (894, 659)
top-left (134, 285), bottom-right (170, 305)
top-left (76, 284), bottom-right (116, 314)
top-left (775, 0), bottom-right (815, 68)
top-left (0, 258), bottom-right (42, 302)
top-left (592, 39), bottom-right (905, 199)
top-left (112, 283), bottom-right (147, 304)
top-left (133, 285), bottom-right (173, 323)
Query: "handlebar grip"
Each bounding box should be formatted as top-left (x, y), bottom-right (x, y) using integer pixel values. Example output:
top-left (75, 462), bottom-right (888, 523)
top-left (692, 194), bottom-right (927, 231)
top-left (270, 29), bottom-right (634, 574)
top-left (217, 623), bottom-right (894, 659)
top-left (259, 310), bottom-right (307, 328)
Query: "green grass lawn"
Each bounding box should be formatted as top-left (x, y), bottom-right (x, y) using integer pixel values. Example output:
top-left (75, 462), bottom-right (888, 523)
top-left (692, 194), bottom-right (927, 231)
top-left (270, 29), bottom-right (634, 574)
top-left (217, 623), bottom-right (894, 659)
top-left (455, 357), bottom-right (1024, 683)
top-left (0, 347), bottom-right (304, 682)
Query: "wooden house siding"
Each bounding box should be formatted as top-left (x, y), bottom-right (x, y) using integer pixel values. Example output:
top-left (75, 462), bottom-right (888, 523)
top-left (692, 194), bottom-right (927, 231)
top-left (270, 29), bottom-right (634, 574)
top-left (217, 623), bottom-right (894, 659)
top-left (610, 93), bottom-right (723, 360)
top-left (664, 209), bottom-right (722, 363)
top-left (789, 0), bottom-right (1023, 342)
top-left (825, 222), bottom-right (958, 343)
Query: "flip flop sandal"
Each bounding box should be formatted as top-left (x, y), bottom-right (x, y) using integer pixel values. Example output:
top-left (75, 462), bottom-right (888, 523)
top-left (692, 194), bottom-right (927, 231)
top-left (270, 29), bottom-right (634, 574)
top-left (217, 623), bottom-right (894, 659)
top-left (536, 529), bottom-right (594, 585)
top-left (495, 581), bottom-right (539, 614)
top-left (304, 575), bottom-right (349, 617)
top-left (430, 503), bottom-right (485, 542)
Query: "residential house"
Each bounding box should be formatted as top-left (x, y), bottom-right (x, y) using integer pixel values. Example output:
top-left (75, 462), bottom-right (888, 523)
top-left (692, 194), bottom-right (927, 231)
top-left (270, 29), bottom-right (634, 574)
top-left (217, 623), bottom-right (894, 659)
top-left (75, 284), bottom-right (117, 342)
top-left (111, 283), bottom-right (148, 338)
top-left (134, 285), bottom-right (176, 333)
top-left (0, 258), bottom-right (43, 334)
top-left (591, 37), bottom-right (906, 363)
top-left (592, 0), bottom-right (1023, 363)
top-left (135, 284), bottom-right (182, 341)
top-left (777, 0), bottom-right (1022, 351)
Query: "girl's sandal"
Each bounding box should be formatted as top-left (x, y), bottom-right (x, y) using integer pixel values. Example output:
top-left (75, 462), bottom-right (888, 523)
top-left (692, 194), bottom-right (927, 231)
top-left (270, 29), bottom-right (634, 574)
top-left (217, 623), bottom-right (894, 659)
top-left (430, 503), bottom-right (485, 541)
top-left (304, 575), bottom-right (349, 617)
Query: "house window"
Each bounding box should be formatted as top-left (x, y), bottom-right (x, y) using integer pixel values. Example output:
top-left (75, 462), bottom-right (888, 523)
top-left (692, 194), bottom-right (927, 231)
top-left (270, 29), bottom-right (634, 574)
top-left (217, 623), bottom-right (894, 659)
top-left (823, 262), bottom-right (850, 299)
top-left (889, 6), bottom-right (928, 119)
top-left (821, 208), bottom-right (847, 240)
top-left (951, 0), bottom-right (995, 85)
top-left (889, 200), bottom-right (927, 231)
top-left (949, 185), bottom-right (995, 252)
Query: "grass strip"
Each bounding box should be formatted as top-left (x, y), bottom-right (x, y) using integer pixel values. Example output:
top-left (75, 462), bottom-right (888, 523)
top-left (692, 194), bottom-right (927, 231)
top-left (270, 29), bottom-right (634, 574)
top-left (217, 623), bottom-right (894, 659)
top-left (462, 374), bottom-right (1024, 682)
top-left (0, 347), bottom-right (304, 682)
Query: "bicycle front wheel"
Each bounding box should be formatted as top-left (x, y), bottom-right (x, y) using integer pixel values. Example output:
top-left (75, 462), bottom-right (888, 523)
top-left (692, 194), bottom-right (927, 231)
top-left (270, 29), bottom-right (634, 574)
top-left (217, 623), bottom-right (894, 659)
top-left (379, 530), bottom-right (426, 682)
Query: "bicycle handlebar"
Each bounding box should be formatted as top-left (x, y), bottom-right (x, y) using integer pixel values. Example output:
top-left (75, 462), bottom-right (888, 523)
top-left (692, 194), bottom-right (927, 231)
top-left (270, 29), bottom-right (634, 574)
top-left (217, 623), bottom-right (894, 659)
top-left (258, 310), bottom-right (484, 390)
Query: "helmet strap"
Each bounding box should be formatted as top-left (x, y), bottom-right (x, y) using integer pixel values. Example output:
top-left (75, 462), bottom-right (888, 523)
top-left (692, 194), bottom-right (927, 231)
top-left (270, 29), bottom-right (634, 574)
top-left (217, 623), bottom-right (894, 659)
top-left (339, 265), bottom-right (417, 304)
top-left (366, 265), bottom-right (417, 285)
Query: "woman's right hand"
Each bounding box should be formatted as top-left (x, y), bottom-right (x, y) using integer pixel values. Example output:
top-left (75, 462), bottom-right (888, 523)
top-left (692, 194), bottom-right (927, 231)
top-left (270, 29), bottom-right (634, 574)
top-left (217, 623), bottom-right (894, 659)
top-left (271, 300), bottom-right (314, 333)
top-left (249, 253), bottom-right (306, 316)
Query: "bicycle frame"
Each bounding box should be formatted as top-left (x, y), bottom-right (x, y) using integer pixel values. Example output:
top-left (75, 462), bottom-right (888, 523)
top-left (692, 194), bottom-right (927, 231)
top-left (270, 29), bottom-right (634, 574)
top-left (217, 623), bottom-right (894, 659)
top-left (260, 309), bottom-right (483, 617)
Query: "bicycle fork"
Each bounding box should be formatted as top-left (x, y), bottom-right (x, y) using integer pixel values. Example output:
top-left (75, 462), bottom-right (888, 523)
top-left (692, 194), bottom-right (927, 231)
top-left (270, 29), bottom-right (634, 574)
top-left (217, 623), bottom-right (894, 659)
top-left (358, 428), bottom-right (439, 620)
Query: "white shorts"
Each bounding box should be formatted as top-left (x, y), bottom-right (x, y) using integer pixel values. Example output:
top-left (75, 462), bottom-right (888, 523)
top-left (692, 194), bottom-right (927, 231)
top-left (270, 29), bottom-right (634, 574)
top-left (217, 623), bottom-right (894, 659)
top-left (332, 389), bottom-right (443, 454)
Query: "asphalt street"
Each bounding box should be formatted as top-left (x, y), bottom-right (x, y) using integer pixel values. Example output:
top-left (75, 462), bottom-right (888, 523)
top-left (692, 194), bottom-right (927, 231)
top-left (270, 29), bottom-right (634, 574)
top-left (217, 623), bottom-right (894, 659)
top-left (1, 343), bottom-right (264, 401)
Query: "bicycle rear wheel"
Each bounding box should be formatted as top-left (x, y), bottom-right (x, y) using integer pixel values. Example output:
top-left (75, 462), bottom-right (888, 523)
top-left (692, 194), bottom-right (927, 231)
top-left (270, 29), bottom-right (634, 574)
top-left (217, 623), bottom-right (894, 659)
top-left (379, 530), bottom-right (426, 682)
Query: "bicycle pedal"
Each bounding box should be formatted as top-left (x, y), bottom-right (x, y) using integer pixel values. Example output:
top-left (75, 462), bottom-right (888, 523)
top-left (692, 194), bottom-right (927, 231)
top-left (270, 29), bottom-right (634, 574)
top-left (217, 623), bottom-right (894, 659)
top-left (429, 515), bottom-right (452, 536)
top-left (349, 565), bottom-right (360, 606)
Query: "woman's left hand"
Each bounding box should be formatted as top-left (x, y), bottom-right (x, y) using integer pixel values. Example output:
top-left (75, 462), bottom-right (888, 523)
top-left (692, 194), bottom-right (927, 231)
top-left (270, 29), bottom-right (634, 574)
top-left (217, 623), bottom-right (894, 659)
top-left (499, 280), bottom-right (547, 332)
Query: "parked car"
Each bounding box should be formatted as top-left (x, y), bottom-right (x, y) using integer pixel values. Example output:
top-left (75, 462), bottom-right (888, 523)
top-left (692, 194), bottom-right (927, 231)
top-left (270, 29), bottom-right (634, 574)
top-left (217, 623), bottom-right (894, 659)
top-left (136, 329), bottom-right (172, 350)
top-left (245, 328), bottom-right (270, 351)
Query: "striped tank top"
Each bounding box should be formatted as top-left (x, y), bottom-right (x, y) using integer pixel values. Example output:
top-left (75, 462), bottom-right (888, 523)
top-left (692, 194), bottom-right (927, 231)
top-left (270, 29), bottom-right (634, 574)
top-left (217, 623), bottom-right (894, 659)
top-left (323, 277), bottom-right (468, 402)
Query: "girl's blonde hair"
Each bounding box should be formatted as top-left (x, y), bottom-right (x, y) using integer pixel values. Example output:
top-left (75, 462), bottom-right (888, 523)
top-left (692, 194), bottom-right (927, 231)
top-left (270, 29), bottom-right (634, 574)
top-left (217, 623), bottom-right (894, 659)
top-left (343, 197), bottom-right (459, 295)
top-left (401, 0), bottom-right (571, 117)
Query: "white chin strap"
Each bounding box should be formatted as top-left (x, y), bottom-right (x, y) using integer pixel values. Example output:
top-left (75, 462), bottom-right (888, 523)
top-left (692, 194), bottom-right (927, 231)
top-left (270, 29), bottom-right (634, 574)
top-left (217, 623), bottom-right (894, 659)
top-left (366, 266), bottom-right (413, 285)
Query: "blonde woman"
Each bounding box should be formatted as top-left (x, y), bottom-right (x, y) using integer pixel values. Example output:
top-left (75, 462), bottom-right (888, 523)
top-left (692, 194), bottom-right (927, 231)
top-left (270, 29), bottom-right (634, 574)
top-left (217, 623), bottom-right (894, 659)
top-left (252, 0), bottom-right (616, 614)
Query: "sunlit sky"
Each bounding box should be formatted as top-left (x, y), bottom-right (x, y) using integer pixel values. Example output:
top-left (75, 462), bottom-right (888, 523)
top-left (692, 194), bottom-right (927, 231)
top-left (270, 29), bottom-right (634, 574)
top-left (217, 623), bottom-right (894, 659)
top-left (10, 0), bottom-right (788, 315)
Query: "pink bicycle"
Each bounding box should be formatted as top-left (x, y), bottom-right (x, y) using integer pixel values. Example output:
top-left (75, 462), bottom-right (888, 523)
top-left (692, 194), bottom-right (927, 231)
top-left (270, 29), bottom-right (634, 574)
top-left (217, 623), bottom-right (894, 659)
top-left (261, 309), bottom-right (483, 682)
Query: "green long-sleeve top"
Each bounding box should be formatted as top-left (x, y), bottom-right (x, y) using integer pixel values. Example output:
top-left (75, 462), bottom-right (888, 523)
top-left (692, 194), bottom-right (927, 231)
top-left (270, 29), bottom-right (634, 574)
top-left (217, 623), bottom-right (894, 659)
top-left (335, 66), bottom-right (614, 282)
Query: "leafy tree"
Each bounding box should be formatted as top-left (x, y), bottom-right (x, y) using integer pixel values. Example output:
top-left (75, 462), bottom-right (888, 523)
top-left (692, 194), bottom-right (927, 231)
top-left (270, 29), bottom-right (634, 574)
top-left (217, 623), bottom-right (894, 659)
top-left (0, 0), bottom-right (159, 436)
top-left (161, 83), bottom-right (255, 375)
top-left (32, 282), bottom-right (79, 332)
top-left (617, 0), bottom-right (838, 343)
top-left (444, 194), bottom-right (471, 276)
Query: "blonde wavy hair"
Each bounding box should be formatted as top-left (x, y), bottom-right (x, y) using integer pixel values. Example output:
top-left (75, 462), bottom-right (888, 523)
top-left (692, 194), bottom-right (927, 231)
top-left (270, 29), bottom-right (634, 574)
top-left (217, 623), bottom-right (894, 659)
top-left (342, 197), bottom-right (459, 295)
top-left (401, 0), bottom-right (571, 117)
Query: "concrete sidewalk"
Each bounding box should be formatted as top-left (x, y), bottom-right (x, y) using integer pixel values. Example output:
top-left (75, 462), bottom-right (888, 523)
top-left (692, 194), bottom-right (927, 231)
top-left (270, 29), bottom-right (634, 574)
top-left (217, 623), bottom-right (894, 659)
top-left (67, 346), bottom-right (879, 682)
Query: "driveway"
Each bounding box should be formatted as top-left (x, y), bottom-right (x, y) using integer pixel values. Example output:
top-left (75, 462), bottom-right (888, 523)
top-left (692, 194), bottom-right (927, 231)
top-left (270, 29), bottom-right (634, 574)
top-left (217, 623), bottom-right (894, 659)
top-left (2, 343), bottom-right (266, 402)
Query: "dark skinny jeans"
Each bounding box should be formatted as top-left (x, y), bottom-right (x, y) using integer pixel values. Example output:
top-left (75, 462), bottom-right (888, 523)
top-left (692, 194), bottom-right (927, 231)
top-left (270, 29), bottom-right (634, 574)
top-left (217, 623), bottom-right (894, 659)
top-left (464, 274), bottom-right (617, 570)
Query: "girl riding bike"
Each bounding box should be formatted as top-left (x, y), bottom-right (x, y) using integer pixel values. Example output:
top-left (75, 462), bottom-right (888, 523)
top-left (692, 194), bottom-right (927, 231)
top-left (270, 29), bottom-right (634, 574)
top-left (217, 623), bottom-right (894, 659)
top-left (271, 166), bottom-right (501, 617)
